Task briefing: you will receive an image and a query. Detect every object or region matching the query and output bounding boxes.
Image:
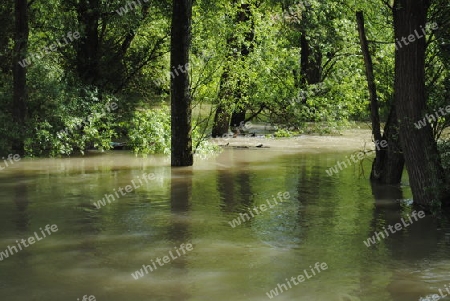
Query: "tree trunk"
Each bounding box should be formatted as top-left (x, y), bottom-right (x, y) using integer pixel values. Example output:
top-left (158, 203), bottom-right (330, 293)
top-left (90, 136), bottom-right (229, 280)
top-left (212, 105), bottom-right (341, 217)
top-left (12, 0), bottom-right (29, 155)
top-left (300, 31), bottom-right (322, 86)
top-left (230, 3), bottom-right (254, 127)
top-left (212, 104), bottom-right (231, 138)
top-left (75, 0), bottom-right (100, 86)
top-left (356, 11), bottom-right (404, 184)
top-left (170, 0), bottom-right (193, 166)
top-left (299, 27), bottom-right (322, 106)
top-left (230, 111), bottom-right (246, 128)
top-left (356, 12), bottom-right (382, 147)
top-left (0, 4), bottom-right (13, 74)
top-left (212, 68), bottom-right (231, 138)
top-left (372, 105), bottom-right (405, 183)
top-left (393, 0), bottom-right (449, 209)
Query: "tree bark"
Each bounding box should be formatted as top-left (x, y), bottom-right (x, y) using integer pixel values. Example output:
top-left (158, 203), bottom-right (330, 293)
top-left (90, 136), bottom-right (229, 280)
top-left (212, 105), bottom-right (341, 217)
top-left (0, 4), bottom-right (13, 74)
top-left (377, 106), bottom-right (405, 183)
top-left (300, 31), bottom-right (322, 86)
top-left (170, 0), bottom-right (193, 166)
top-left (12, 0), bottom-right (29, 154)
top-left (356, 11), bottom-right (404, 184)
top-left (393, 0), bottom-right (449, 209)
top-left (212, 106), bottom-right (230, 138)
top-left (75, 0), bottom-right (100, 86)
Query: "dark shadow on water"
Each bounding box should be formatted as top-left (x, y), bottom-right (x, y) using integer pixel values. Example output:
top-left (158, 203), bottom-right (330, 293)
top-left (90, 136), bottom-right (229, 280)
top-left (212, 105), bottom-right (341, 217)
top-left (13, 178), bottom-right (30, 232)
top-left (370, 182), bottom-right (444, 301)
top-left (168, 168), bottom-right (193, 301)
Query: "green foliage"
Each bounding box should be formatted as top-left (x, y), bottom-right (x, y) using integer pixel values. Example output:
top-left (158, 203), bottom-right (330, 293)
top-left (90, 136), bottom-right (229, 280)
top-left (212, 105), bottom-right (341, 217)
top-left (123, 107), bottom-right (171, 155)
top-left (192, 123), bottom-right (221, 155)
top-left (437, 139), bottom-right (450, 172)
top-left (2, 0), bottom-right (448, 161)
top-left (122, 106), bottom-right (221, 157)
top-left (274, 128), bottom-right (295, 138)
top-left (18, 59), bottom-right (119, 157)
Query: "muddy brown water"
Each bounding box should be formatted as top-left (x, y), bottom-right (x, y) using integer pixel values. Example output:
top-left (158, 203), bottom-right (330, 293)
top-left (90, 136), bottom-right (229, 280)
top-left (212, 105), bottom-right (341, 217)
top-left (0, 130), bottom-right (449, 301)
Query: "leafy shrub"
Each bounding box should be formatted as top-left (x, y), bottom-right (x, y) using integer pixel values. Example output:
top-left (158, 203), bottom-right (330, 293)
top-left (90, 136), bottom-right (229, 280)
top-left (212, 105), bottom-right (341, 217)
top-left (438, 139), bottom-right (450, 172)
top-left (24, 86), bottom-right (119, 157)
top-left (123, 107), bottom-right (171, 155)
top-left (274, 128), bottom-right (295, 138)
top-left (192, 122), bottom-right (221, 155)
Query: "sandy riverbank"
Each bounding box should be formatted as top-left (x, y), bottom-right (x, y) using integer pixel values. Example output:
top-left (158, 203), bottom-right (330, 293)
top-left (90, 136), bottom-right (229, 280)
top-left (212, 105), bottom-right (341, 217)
top-left (209, 128), bottom-right (376, 153)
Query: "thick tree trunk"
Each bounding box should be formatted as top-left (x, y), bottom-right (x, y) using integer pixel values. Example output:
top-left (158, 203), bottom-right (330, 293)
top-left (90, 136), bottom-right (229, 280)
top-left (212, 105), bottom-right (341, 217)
top-left (372, 105), bottom-right (405, 183)
top-left (298, 31), bottom-right (322, 106)
top-left (0, 4), bottom-right (13, 74)
top-left (212, 104), bottom-right (231, 138)
top-left (393, 0), bottom-right (449, 208)
top-left (356, 11), bottom-right (404, 184)
top-left (12, 0), bottom-right (29, 155)
top-left (380, 107), bottom-right (404, 183)
top-left (300, 32), bottom-right (322, 87)
top-left (170, 0), bottom-right (193, 166)
top-left (75, 0), bottom-right (100, 86)
top-left (230, 111), bottom-right (246, 128)
top-left (211, 68), bottom-right (231, 137)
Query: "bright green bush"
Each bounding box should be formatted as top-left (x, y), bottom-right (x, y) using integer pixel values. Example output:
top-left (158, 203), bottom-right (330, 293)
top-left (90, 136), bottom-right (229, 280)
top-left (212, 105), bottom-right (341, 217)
top-left (274, 128), bottom-right (295, 138)
top-left (123, 107), bottom-right (171, 155)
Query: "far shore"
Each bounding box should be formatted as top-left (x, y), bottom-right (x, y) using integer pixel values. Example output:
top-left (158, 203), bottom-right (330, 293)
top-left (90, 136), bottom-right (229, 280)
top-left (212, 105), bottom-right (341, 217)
top-left (209, 128), bottom-right (378, 153)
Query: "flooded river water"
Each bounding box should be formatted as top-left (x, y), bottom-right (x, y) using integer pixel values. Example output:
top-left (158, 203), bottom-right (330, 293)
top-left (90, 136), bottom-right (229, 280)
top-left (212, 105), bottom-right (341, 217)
top-left (0, 134), bottom-right (449, 301)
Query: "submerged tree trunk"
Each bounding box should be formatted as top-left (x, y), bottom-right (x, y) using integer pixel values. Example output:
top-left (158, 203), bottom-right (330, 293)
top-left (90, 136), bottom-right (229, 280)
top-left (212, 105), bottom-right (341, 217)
top-left (393, 0), bottom-right (448, 208)
top-left (12, 0), bottom-right (29, 155)
top-left (373, 105), bottom-right (405, 183)
top-left (170, 0), bottom-right (193, 166)
top-left (356, 11), bottom-right (404, 184)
